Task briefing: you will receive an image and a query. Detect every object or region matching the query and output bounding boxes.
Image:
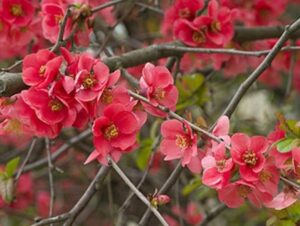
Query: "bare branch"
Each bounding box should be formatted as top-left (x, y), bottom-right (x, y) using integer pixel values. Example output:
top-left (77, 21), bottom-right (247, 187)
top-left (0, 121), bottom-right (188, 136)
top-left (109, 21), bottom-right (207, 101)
top-left (222, 17), bottom-right (300, 118)
top-left (110, 158), bottom-right (169, 226)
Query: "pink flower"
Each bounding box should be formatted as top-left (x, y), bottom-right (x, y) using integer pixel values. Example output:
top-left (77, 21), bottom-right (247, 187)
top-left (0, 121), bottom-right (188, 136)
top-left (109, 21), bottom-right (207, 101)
top-left (74, 54), bottom-right (120, 104)
top-left (22, 49), bottom-right (63, 88)
top-left (218, 180), bottom-right (273, 208)
top-left (202, 143), bottom-right (233, 189)
top-left (160, 119), bottom-right (197, 167)
top-left (255, 157), bottom-right (280, 196)
top-left (264, 188), bottom-right (299, 210)
top-left (85, 103), bottom-right (140, 165)
top-left (139, 63), bottom-right (178, 117)
top-left (186, 150), bottom-right (204, 173)
top-left (42, 2), bottom-right (72, 43)
top-left (2, 0), bottom-right (35, 26)
top-left (211, 115), bottom-right (230, 147)
top-left (162, 0), bottom-right (204, 35)
top-left (231, 133), bottom-right (268, 181)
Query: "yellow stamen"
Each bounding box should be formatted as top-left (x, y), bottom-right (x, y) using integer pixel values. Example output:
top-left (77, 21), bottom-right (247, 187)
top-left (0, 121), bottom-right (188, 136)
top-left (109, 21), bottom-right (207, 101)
top-left (104, 124), bottom-right (118, 140)
top-left (10, 4), bottom-right (23, 16)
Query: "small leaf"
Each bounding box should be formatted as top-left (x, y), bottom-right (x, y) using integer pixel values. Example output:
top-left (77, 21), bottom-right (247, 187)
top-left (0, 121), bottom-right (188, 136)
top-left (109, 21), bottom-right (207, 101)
top-left (5, 157), bottom-right (20, 178)
top-left (136, 139), bottom-right (153, 170)
top-left (0, 177), bottom-right (14, 203)
top-left (276, 138), bottom-right (300, 153)
top-left (286, 120), bottom-right (300, 137)
top-left (182, 177), bottom-right (202, 196)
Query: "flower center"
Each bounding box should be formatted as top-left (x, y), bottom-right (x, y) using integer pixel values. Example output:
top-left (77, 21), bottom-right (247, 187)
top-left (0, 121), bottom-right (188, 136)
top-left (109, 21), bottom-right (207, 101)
top-left (83, 76), bottom-right (97, 89)
top-left (192, 31), bottom-right (206, 44)
top-left (243, 151), bottom-right (257, 166)
top-left (258, 170), bottom-right (272, 183)
top-left (10, 4), bottom-right (23, 16)
top-left (179, 8), bottom-right (191, 19)
top-left (104, 124), bottom-right (118, 140)
top-left (175, 135), bottom-right (190, 149)
top-left (39, 65), bottom-right (46, 76)
top-left (101, 89), bottom-right (113, 104)
top-left (153, 88), bottom-right (166, 101)
top-left (55, 14), bottom-right (63, 24)
top-left (211, 20), bottom-right (221, 33)
top-left (49, 99), bottom-right (63, 112)
top-left (237, 185), bottom-right (251, 198)
top-left (216, 159), bottom-right (226, 171)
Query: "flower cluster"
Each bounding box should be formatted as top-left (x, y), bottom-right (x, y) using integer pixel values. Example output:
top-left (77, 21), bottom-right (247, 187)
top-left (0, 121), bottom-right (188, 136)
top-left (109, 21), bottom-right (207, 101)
top-left (159, 116), bottom-right (300, 210)
top-left (169, 0), bottom-right (235, 47)
top-left (0, 0), bottom-right (115, 60)
top-left (161, 0), bottom-right (300, 92)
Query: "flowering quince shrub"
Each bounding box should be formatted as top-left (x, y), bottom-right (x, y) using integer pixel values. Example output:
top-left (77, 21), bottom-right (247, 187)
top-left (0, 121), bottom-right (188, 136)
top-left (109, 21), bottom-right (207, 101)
top-left (0, 0), bottom-right (300, 226)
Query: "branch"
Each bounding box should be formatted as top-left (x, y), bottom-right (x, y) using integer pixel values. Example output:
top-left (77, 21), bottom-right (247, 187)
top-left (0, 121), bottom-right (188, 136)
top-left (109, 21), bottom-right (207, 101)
top-left (138, 162), bottom-right (183, 225)
top-left (31, 165), bottom-right (110, 226)
top-left (199, 203), bottom-right (227, 226)
top-left (15, 138), bottom-right (37, 181)
top-left (222, 17), bottom-right (300, 118)
top-left (2, 24), bottom-right (300, 96)
top-left (110, 158), bottom-right (169, 226)
top-left (45, 138), bottom-right (55, 222)
top-left (63, 165), bottom-right (110, 225)
top-left (18, 129), bottom-right (92, 175)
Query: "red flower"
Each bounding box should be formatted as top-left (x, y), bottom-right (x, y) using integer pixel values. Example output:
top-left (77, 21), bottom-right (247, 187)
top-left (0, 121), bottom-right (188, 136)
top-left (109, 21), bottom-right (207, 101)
top-left (231, 133), bottom-right (268, 181)
top-left (140, 63), bottom-right (178, 117)
top-left (202, 143), bottom-right (233, 189)
top-left (162, 0), bottom-right (204, 35)
top-left (42, 2), bottom-right (72, 43)
top-left (85, 103), bottom-right (140, 165)
top-left (160, 119), bottom-right (197, 167)
top-left (74, 53), bottom-right (120, 104)
top-left (2, 0), bottom-right (35, 26)
top-left (218, 180), bottom-right (273, 208)
top-left (21, 88), bottom-right (76, 127)
top-left (174, 0), bottom-right (234, 47)
top-left (22, 49), bottom-right (63, 88)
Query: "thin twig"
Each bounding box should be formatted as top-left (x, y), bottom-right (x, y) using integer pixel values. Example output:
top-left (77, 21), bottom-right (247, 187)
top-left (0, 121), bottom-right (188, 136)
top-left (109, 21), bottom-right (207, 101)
top-left (135, 2), bottom-right (164, 15)
top-left (45, 138), bottom-right (55, 223)
top-left (118, 136), bottom-right (160, 214)
top-left (138, 162), bottom-right (184, 226)
top-left (19, 129), bottom-right (92, 175)
top-left (31, 166), bottom-right (110, 226)
top-left (199, 203), bottom-right (226, 226)
top-left (15, 138), bottom-right (37, 182)
top-left (63, 165), bottom-right (110, 226)
top-left (222, 18), bottom-right (300, 118)
top-left (285, 40), bottom-right (297, 97)
top-left (128, 90), bottom-right (227, 145)
top-left (110, 158), bottom-right (169, 226)
top-left (91, 0), bottom-right (127, 14)
top-left (51, 8), bottom-right (71, 52)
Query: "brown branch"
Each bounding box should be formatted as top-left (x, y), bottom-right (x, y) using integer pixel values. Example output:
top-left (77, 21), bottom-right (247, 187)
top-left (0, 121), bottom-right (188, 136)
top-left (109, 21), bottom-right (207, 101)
top-left (31, 165), bottom-right (110, 226)
top-left (2, 24), bottom-right (300, 97)
top-left (222, 17), bottom-right (300, 118)
top-left (16, 129), bottom-right (92, 175)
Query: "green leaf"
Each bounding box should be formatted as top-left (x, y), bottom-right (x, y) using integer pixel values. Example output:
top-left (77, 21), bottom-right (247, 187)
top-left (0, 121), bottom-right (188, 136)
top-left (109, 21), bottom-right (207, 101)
top-left (182, 177), bottom-right (202, 196)
top-left (286, 120), bottom-right (300, 137)
top-left (276, 138), bottom-right (300, 153)
top-left (5, 157), bottom-right (20, 178)
top-left (0, 177), bottom-right (14, 203)
top-left (136, 139), bottom-right (153, 170)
